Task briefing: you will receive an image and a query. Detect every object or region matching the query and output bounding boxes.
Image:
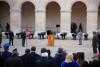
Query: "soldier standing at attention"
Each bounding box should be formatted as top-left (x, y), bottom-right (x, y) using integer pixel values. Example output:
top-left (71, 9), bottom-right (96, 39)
top-left (78, 30), bottom-right (83, 45)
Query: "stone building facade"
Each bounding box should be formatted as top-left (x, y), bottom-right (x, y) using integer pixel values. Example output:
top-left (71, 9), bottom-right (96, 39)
top-left (0, 0), bottom-right (100, 37)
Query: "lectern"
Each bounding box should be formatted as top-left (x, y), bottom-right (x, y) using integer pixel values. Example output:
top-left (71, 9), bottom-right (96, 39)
top-left (48, 34), bottom-right (55, 46)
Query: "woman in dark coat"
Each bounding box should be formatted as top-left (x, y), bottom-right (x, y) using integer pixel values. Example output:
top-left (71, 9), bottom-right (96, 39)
top-left (77, 52), bottom-right (88, 67)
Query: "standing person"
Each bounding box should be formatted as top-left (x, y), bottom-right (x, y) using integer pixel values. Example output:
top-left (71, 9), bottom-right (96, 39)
top-left (21, 30), bottom-right (26, 47)
top-left (92, 31), bottom-right (97, 54)
top-left (97, 31), bottom-right (100, 53)
top-left (71, 22), bottom-right (77, 33)
top-left (79, 23), bottom-right (83, 32)
top-left (73, 22), bottom-right (77, 33)
top-left (25, 26), bottom-right (30, 46)
top-left (78, 30), bottom-right (83, 45)
top-left (0, 24), bottom-right (3, 31)
top-left (0, 31), bottom-right (2, 48)
top-left (9, 31), bottom-right (14, 46)
top-left (6, 22), bottom-right (10, 32)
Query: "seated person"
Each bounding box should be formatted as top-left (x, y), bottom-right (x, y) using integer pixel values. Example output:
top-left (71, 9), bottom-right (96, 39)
top-left (38, 32), bottom-right (46, 39)
top-left (84, 33), bottom-right (88, 40)
top-left (72, 33), bottom-right (77, 40)
top-left (60, 32), bottom-right (67, 39)
top-left (29, 32), bottom-right (34, 38)
top-left (16, 32), bottom-right (21, 38)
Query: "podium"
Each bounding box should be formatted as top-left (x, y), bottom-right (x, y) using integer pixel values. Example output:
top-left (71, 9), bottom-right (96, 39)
top-left (48, 34), bottom-right (55, 46)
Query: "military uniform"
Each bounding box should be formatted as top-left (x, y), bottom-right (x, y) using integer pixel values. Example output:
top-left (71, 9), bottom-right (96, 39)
top-left (78, 31), bottom-right (83, 45)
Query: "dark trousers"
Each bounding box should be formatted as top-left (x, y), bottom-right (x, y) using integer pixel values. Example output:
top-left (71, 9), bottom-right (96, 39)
top-left (93, 46), bottom-right (97, 54)
top-left (0, 40), bottom-right (2, 47)
top-left (9, 39), bottom-right (13, 46)
top-left (73, 36), bottom-right (77, 40)
top-left (22, 39), bottom-right (25, 47)
top-left (98, 46), bottom-right (100, 53)
top-left (79, 38), bottom-right (82, 45)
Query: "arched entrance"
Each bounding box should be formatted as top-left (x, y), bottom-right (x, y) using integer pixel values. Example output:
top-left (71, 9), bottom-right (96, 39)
top-left (46, 2), bottom-right (60, 33)
top-left (98, 5), bottom-right (100, 29)
top-left (71, 1), bottom-right (87, 33)
top-left (21, 2), bottom-right (35, 32)
top-left (0, 1), bottom-right (10, 31)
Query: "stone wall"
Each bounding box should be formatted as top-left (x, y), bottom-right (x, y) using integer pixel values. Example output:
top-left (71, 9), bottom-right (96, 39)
top-left (0, 0), bottom-right (100, 37)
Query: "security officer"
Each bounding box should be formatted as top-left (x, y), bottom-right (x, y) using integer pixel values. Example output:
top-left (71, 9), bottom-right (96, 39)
top-left (9, 31), bottom-right (14, 46)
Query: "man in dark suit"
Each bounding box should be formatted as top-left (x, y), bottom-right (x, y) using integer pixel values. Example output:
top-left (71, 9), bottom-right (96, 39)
top-left (21, 31), bottom-right (26, 47)
top-left (79, 23), bottom-right (83, 32)
top-left (6, 22), bottom-right (10, 32)
top-left (28, 46), bottom-right (41, 67)
top-left (9, 31), bottom-right (14, 46)
top-left (53, 48), bottom-right (66, 67)
top-left (36, 52), bottom-right (54, 67)
top-left (71, 22), bottom-right (77, 33)
top-left (21, 49), bottom-right (30, 67)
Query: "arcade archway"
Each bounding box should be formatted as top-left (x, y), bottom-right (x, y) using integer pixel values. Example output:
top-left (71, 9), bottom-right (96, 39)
top-left (98, 5), bottom-right (100, 29)
top-left (71, 1), bottom-right (87, 33)
top-left (21, 2), bottom-right (35, 32)
top-left (0, 1), bottom-right (10, 31)
top-left (46, 2), bottom-right (60, 33)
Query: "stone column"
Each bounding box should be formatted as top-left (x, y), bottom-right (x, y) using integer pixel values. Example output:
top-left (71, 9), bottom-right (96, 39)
top-left (10, 9), bottom-right (21, 34)
top-left (35, 10), bottom-right (46, 33)
top-left (60, 10), bottom-right (71, 36)
top-left (87, 10), bottom-right (98, 37)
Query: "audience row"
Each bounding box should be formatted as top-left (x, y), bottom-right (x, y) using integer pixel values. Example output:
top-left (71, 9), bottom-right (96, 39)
top-left (0, 43), bottom-right (99, 67)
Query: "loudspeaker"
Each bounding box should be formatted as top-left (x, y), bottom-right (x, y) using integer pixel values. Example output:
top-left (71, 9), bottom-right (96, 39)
top-left (56, 25), bottom-right (60, 27)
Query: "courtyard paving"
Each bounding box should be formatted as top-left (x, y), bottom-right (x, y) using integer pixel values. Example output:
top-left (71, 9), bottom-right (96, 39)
top-left (0, 38), bottom-right (95, 61)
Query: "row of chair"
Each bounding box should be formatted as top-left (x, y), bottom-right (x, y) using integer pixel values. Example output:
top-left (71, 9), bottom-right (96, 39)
top-left (4, 32), bottom-right (88, 40)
